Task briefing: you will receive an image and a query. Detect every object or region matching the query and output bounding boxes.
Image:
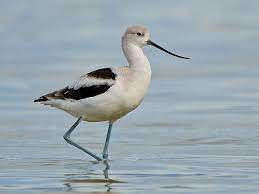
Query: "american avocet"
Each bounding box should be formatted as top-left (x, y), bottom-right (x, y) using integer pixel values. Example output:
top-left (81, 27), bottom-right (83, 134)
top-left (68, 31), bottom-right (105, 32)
top-left (34, 25), bottom-right (189, 161)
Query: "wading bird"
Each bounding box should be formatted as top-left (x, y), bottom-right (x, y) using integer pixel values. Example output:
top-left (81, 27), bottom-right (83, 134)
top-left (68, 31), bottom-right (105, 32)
top-left (34, 25), bottom-right (189, 161)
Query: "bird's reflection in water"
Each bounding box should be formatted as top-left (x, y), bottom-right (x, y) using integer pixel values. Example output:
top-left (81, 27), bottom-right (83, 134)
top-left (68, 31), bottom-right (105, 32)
top-left (64, 160), bottom-right (121, 193)
top-left (103, 160), bottom-right (111, 192)
top-left (63, 182), bottom-right (72, 192)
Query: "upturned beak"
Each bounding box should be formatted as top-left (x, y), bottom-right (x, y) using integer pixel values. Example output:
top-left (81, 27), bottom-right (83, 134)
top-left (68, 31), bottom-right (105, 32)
top-left (146, 40), bottom-right (190, 59)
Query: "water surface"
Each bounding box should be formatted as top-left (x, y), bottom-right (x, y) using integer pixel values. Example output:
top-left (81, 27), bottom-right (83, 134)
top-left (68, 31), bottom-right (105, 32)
top-left (0, 1), bottom-right (259, 193)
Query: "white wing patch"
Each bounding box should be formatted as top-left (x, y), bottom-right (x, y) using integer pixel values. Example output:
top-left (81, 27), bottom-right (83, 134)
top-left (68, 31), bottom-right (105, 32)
top-left (34, 68), bottom-right (117, 103)
top-left (72, 75), bottom-right (115, 90)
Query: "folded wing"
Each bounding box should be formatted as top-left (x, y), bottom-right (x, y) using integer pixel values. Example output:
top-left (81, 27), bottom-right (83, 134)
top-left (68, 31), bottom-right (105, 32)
top-left (34, 68), bottom-right (117, 102)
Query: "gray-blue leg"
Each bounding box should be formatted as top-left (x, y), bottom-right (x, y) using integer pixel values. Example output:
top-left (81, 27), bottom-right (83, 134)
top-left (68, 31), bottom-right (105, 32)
top-left (102, 122), bottom-right (113, 160)
top-left (63, 117), bottom-right (102, 161)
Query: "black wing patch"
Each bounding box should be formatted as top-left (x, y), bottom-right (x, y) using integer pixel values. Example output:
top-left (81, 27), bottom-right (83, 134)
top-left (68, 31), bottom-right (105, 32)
top-left (34, 68), bottom-right (117, 102)
top-left (63, 84), bottom-right (111, 100)
top-left (34, 84), bottom-right (112, 102)
top-left (87, 68), bottom-right (116, 80)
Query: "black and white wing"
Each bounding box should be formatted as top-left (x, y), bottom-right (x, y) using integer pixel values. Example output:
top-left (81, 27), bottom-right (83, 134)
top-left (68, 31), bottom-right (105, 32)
top-left (34, 68), bottom-right (117, 102)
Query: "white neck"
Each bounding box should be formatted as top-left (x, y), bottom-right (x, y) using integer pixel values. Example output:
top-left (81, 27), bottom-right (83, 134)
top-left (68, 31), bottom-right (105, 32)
top-left (122, 40), bottom-right (151, 73)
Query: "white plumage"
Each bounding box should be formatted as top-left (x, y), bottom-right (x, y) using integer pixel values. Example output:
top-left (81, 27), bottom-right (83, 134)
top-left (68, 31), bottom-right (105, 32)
top-left (34, 25), bottom-right (189, 161)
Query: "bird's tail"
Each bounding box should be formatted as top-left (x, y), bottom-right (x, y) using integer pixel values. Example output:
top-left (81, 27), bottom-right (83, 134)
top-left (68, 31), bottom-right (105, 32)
top-left (34, 87), bottom-right (68, 103)
top-left (34, 96), bottom-right (48, 102)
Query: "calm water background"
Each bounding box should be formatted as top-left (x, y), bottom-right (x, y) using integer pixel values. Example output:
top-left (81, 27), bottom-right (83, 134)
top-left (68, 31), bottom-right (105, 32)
top-left (1, 1), bottom-right (259, 193)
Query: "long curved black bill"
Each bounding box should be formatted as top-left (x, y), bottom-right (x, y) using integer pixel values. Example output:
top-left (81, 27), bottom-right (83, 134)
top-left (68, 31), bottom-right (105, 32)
top-left (147, 40), bottom-right (190, 59)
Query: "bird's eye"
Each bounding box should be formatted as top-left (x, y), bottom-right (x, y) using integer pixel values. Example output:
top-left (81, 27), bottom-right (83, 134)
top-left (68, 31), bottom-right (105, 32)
top-left (137, 32), bottom-right (142, 36)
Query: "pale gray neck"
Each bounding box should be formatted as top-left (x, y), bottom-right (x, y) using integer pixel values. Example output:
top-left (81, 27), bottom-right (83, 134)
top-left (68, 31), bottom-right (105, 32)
top-left (122, 40), bottom-right (151, 72)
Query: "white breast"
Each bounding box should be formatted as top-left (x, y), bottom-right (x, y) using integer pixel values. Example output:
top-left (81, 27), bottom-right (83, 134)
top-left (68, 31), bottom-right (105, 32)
top-left (114, 64), bottom-right (151, 112)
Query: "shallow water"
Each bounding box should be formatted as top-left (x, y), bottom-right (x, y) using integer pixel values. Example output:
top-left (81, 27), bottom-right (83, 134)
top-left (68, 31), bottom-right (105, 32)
top-left (1, 1), bottom-right (259, 193)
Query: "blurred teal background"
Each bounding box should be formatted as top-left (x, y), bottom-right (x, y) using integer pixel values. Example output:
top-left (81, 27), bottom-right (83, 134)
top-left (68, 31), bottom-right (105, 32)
top-left (0, 1), bottom-right (259, 193)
